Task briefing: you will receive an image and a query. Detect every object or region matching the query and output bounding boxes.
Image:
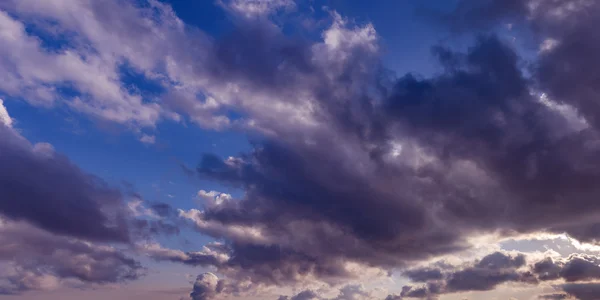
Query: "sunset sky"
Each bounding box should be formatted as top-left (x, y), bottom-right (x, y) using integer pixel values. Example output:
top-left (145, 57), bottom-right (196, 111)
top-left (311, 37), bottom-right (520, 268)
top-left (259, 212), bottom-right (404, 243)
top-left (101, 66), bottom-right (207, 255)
top-left (1, 0), bottom-right (600, 299)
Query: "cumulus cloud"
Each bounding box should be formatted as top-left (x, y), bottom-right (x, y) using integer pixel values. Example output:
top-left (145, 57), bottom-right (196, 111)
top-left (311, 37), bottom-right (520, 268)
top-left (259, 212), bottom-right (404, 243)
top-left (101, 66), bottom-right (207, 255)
top-left (395, 251), bottom-right (600, 298)
top-left (190, 273), bottom-right (223, 300)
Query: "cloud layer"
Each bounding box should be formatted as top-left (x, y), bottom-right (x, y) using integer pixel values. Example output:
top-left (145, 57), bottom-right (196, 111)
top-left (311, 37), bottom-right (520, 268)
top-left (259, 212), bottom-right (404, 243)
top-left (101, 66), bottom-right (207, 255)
top-left (2, 0), bottom-right (600, 299)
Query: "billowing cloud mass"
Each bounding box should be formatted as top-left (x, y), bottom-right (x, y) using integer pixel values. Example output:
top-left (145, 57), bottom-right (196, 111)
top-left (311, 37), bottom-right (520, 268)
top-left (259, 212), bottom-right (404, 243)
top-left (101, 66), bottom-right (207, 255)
top-left (0, 122), bottom-right (130, 242)
top-left (190, 273), bottom-right (223, 300)
top-left (0, 118), bottom-right (144, 294)
top-left (1, 0), bottom-right (600, 299)
top-left (395, 251), bottom-right (600, 299)
top-left (0, 218), bottom-right (143, 295)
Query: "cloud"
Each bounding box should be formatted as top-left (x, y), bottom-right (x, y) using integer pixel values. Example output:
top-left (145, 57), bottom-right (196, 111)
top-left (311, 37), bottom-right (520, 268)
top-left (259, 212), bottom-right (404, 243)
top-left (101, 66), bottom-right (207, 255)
top-left (0, 4), bottom-right (171, 127)
top-left (190, 273), bottom-right (223, 300)
top-left (0, 103), bottom-right (165, 295)
top-left (534, 254), bottom-right (600, 283)
top-left (441, 0), bottom-right (600, 134)
top-left (278, 284), bottom-right (376, 300)
top-left (0, 99), bottom-right (12, 127)
top-left (0, 122), bottom-right (130, 242)
top-left (396, 251), bottom-right (600, 298)
top-left (538, 294), bottom-right (568, 300)
top-left (394, 252), bottom-right (533, 298)
top-left (144, 4), bottom-right (600, 293)
top-left (139, 134), bottom-right (156, 145)
top-left (0, 218), bottom-right (143, 295)
top-left (220, 0), bottom-right (295, 19)
top-left (3, 0), bottom-right (600, 298)
top-left (559, 282), bottom-right (600, 300)
top-left (177, 32), bottom-right (594, 288)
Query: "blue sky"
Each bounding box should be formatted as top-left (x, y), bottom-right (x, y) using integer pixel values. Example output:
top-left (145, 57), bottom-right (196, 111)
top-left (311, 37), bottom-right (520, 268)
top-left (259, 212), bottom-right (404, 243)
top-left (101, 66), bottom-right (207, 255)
top-left (1, 0), bottom-right (600, 300)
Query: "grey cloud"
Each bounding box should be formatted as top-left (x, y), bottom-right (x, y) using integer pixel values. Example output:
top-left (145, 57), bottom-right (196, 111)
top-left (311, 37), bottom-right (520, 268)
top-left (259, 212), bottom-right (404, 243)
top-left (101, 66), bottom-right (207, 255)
top-left (278, 284), bottom-right (374, 300)
top-left (441, 0), bottom-right (600, 136)
top-left (144, 242), bottom-right (227, 268)
top-left (401, 252), bottom-right (532, 296)
top-left (538, 294), bottom-right (568, 300)
top-left (0, 219), bottom-right (143, 295)
top-left (6, 0), bottom-right (600, 297)
top-left (181, 31), bottom-right (597, 287)
top-left (399, 252), bottom-right (600, 297)
top-left (0, 124), bottom-right (130, 242)
top-left (404, 268), bottom-right (444, 283)
top-left (533, 258), bottom-right (563, 281)
top-left (534, 255), bottom-right (600, 283)
top-left (166, 18), bottom-right (600, 291)
top-left (289, 290), bottom-right (320, 300)
top-left (560, 282), bottom-right (600, 300)
top-left (190, 272), bottom-right (224, 300)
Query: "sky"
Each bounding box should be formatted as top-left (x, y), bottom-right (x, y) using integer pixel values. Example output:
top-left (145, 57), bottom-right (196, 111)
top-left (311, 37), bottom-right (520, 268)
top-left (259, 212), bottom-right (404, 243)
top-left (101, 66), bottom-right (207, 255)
top-left (0, 0), bottom-right (599, 299)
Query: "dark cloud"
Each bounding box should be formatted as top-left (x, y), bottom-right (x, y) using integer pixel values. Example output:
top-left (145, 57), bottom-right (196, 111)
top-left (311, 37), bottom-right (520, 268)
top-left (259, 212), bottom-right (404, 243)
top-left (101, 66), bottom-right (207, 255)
top-left (442, 0), bottom-right (600, 135)
top-left (289, 290), bottom-right (319, 300)
top-left (404, 268), bottom-right (444, 283)
top-left (0, 124), bottom-right (130, 242)
top-left (538, 294), bottom-right (568, 300)
top-left (396, 252), bottom-right (532, 297)
top-left (533, 258), bottom-right (563, 281)
top-left (534, 254), bottom-right (600, 283)
top-left (178, 29), bottom-right (600, 287)
top-left (560, 283), bottom-right (600, 300)
top-left (534, 2), bottom-right (600, 133)
top-left (398, 252), bottom-right (600, 297)
top-left (0, 220), bottom-right (143, 295)
top-left (163, 4), bottom-right (600, 289)
top-left (0, 121), bottom-right (175, 295)
top-left (278, 284), bottom-right (374, 300)
top-left (5, 0), bottom-right (597, 297)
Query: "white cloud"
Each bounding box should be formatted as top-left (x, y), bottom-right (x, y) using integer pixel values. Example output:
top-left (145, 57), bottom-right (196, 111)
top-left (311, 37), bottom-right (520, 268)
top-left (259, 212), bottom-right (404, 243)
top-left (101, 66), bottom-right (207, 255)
top-left (221, 0), bottom-right (295, 18)
top-left (0, 1), bottom-right (176, 127)
top-left (197, 190), bottom-right (233, 207)
top-left (539, 38), bottom-right (559, 53)
top-left (0, 99), bottom-right (12, 128)
top-left (139, 134), bottom-right (156, 144)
